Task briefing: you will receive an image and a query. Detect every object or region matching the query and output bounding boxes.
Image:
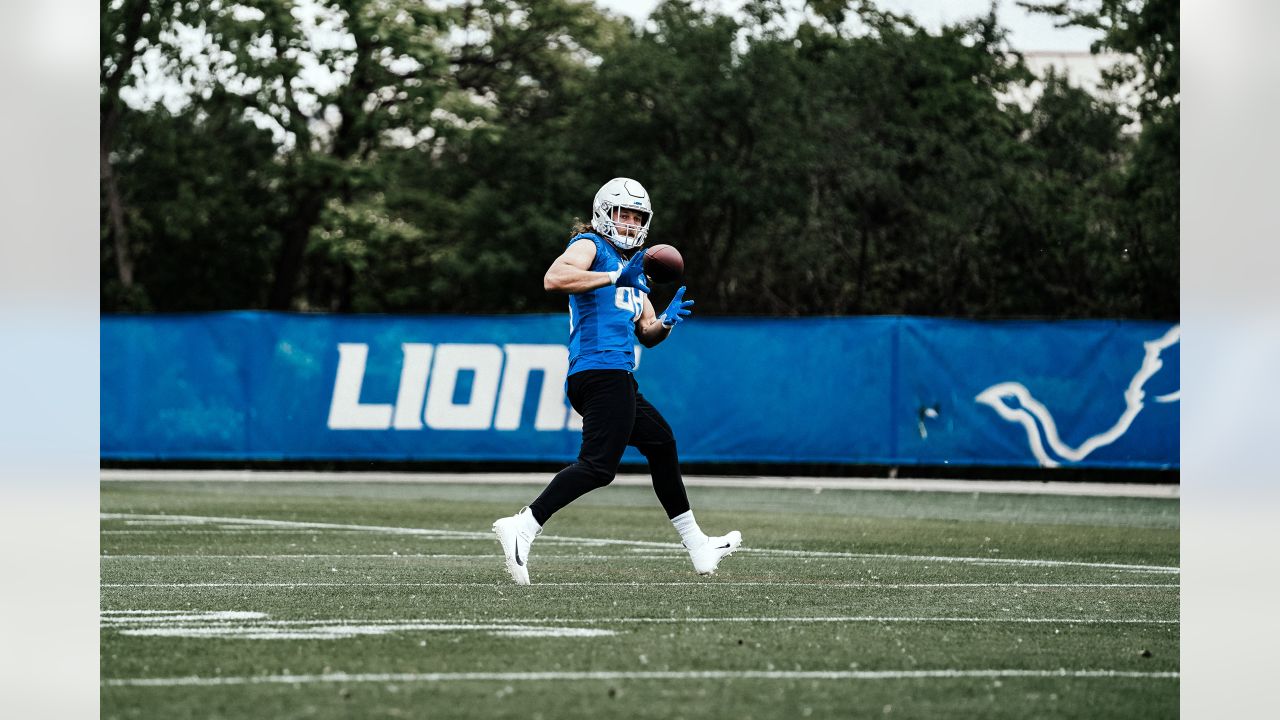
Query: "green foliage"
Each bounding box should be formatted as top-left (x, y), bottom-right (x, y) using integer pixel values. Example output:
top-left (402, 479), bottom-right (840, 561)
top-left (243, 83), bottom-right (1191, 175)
top-left (101, 0), bottom-right (1177, 319)
top-left (102, 99), bottom-right (283, 310)
top-left (1020, 0), bottom-right (1179, 315)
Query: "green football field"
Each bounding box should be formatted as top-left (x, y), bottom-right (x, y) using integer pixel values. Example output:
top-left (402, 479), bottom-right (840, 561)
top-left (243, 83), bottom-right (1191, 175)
top-left (100, 477), bottom-right (1179, 719)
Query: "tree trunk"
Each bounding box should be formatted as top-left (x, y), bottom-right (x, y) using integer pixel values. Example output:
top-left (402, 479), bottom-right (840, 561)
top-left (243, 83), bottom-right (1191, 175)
top-left (339, 263), bottom-right (355, 313)
top-left (266, 19), bottom-right (375, 310)
top-left (100, 0), bottom-right (151, 289)
top-left (267, 191), bottom-right (327, 310)
top-left (101, 144), bottom-right (134, 286)
top-left (853, 227), bottom-right (870, 313)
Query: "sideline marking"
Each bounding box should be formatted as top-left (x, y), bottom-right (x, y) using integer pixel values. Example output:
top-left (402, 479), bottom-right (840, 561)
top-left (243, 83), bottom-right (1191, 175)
top-left (104, 668), bottom-right (1180, 687)
top-left (100, 469), bottom-right (1179, 498)
top-left (100, 513), bottom-right (1180, 574)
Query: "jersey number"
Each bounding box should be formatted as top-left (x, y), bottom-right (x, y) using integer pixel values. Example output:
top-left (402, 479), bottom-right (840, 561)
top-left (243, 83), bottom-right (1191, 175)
top-left (614, 287), bottom-right (644, 321)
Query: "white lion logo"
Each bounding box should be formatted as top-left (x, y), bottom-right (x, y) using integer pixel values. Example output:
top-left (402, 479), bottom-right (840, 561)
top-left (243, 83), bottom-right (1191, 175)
top-left (974, 325), bottom-right (1179, 467)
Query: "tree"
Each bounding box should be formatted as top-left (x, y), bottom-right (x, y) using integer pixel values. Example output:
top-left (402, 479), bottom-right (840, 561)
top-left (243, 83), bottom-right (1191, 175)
top-left (1021, 0), bottom-right (1179, 317)
top-left (101, 0), bottom-right (171, 307)
top-left (101, 0), bottom-right (616, 311)
top-left (302, 0), bottom-right (630, 313)
top-left (564, 2), bottom-right (1040, 316)
top-left (102, 0), bottom-right (1176, 320)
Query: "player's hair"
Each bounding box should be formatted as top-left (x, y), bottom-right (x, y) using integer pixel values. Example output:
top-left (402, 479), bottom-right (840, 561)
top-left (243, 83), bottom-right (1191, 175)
top-left (568, 218), bottom-right (593, 239)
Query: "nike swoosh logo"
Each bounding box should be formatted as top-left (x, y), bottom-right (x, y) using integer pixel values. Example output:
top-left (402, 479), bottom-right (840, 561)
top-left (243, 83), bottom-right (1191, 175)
top-left (717, 543), bottom-right (731, 549)
top-left (515, 541), bottom-right (524, 567)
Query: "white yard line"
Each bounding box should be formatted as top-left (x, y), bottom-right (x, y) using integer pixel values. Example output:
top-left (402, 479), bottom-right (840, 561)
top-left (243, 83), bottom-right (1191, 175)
top-left (99, 469), bottom-right (1179, 498)
top-left (98, 611), bottom-right (620, 640)
top-left (100, 611), bottom-right (268, 623)
top-left (101, 581), bottom-right (1179, 589)
top-left (95, 611), bottom-right (1177, 643)
top-left (102, 610), bottom-right (212, 615)
top-left (103, 668), bottom-right (1180, 688)
top-left (100, 615), bottom-right (1180, 628)
top-left (101, 529), bottom-right (377, 535)
top-left (101, 554), bottom-right (680, 560)
top-left (488, 616), bottom-right (1180, 625)
top-left (99, 513), bottom-right (1180, 574)
top-left (101, 513), bottom-right (494, 541)
top-left (733, 548), bottom-right (1178, 573)
top-left (114, 625), bottom-right (616, 640)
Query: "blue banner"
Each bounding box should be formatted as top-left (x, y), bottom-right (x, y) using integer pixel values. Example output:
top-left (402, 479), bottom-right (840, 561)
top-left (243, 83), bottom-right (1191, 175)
top-left (101, 313), bottom-right (1179, 469)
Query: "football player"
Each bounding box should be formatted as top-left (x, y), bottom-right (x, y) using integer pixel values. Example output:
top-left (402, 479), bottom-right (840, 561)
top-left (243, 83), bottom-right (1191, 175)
top-left (492, 177), bottom-right (741, 585)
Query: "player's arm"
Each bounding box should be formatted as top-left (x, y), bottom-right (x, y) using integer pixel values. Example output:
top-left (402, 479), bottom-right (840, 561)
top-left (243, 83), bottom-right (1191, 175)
top-left (634, 295), bottom-right (671, 348)
top-left (543, 239), bottom-right (605, 294)
top-left (544, 240), bottom-right (651, 295)
top-left (635, 286), bottom-right (694, 348)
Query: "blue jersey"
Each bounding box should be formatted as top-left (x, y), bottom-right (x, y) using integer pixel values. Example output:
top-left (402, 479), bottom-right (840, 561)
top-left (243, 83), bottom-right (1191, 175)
top-left (566, 232), bottom-right (646, 376)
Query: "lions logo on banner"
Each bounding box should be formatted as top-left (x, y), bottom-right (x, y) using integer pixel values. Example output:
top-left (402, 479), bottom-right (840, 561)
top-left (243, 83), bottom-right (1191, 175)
top-left (974, 326), bottom-right (1180, 467)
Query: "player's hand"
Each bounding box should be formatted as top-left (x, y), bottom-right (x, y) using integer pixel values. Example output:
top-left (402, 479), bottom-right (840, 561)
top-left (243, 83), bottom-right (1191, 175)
top-left (659, 286), bottom-right (694, 328)
top-left (611, 250), bottom-right (650, 294)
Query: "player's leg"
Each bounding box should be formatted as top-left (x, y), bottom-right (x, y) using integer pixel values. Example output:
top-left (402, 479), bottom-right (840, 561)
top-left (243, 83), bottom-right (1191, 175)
top-left (630, 381), bottom-right (741, 575)
top-left (529, 370), bottom-right (635, 523)
top-left (627, 386), bottom-right (689, 518)
top-left (493, 370), bottom-right (634, 585)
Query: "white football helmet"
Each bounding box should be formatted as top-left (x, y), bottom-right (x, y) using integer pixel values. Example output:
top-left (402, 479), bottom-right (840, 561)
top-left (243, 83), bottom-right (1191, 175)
top-left (591, 177), bottom-right (652, 250)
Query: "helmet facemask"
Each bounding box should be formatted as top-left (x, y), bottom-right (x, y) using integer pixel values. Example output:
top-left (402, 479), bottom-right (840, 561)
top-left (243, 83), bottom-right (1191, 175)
top-left (591, 177), bottom-right (653, 250)
top-left (594, 204), bottom-right (651, 250)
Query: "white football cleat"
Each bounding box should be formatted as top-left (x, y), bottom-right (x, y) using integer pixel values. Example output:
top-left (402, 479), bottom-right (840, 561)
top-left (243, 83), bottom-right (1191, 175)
top-left (492, 507), bottom-right (540, 585)
top-left (686, 530), bottom-right (742, 575)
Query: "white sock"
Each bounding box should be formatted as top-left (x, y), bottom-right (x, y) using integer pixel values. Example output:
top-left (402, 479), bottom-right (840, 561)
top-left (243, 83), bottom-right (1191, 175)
top-left (517, 507), bottom-right (542, 535)
top-left (671, 510), bottom-right (709, 549)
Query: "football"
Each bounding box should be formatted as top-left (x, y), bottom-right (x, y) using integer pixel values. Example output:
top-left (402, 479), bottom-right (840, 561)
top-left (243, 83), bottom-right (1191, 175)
top-left (644, 244), bottom-right (684, 283)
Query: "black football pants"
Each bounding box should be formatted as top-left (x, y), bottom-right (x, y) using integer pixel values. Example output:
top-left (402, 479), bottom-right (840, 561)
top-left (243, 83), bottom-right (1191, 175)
top-left (528, 369), bottom-right (690, 525)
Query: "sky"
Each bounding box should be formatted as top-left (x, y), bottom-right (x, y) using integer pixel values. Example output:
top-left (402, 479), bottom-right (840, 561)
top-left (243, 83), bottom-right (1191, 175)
top-left (595, 0), bottom-right (1104, 52)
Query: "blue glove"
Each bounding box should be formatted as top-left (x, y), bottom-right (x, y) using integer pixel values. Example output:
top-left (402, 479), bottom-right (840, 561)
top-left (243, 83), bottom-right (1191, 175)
top-left (659, 286), bottom-right (695, 327)
top-left (611, 250), bottom-right (650, 294)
